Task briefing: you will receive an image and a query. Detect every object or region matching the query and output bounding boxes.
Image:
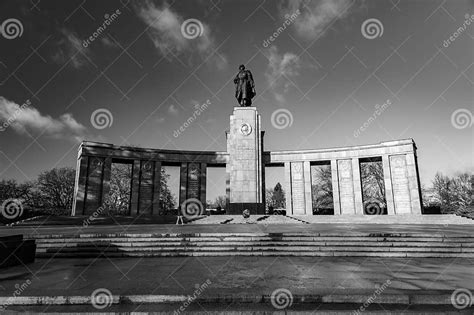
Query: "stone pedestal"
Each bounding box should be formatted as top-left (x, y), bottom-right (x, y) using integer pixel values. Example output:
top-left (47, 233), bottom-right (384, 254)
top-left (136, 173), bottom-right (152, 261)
top-left (226, 107), bottom-right (265, 214)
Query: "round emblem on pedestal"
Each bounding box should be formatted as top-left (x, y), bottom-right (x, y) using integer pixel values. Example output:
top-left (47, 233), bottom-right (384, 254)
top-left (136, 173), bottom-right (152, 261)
top-left (240, 123), bottom-right (252, 136)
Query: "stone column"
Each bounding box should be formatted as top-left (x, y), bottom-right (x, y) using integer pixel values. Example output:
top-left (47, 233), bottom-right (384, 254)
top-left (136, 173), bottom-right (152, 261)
top-left (284, 162), bottom-right (293, 215)
top-left (152, 161), bottom-right (162, 215)
top-left (227, 107), bottom-right (265, 214)
top-left (139, 161), bottom-right (154, 215)
top-left (406, 153), bottom-right (422, 214)
top-left (389, 155), bottom-right (411, 214)
top-left (179, 162), bottom-right (188, 207)
top-left (200, 163), bottom-right (207, 210)
top-left (84, 157), bottom-right (105, 215)
top-left (303, 161), bottom-right (312, 215)
top-left (130, 160), bottom-right (141, 215)
top-left (331, 159), bottom-right (341, 215)
top-left (351, 158), bottom-right (363, 215)
top-left (290, 162), bottom-right (305, 214)
top-left (72, 155), bottom-right (89, 216)
top-left (225, 163), bottom-right (230, 211)
top-left (337, 159), bottom-right (356, 215)
top-left (101, 157), bottom-right (112, 206)
top-left (382, 155), bottom-right (395, 215)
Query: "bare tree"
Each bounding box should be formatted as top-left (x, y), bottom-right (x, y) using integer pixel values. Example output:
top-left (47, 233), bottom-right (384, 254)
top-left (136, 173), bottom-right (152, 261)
top-left (360, 160), bottom-right (386, 207)
top-left (432, 172), bottom-right (473, 214)
top-left (36, 167), bottom-right (75, 213)
top-left (311, 165), bottom-right (333, 213)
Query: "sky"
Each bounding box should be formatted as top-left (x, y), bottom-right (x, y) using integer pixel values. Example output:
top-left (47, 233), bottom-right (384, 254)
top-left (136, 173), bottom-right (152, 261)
top-left (0, 0), bottom-right (473, 203)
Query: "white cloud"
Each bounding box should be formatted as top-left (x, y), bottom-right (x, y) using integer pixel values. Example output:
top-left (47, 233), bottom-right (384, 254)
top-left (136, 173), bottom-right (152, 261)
top-left (280, 0), bottom-right (355, 40)
top-left (101, 36), bottom-right (117, 48)
top-left (168, 104), bottom-right (179, 115)
top-left (52, 28), bottom-right (91, 68)
top-left (265, 46), bottom-right (301, 103)
top-left (135, 1), bottom-right (227, 68)
top-left (0, 97), bottom-right (88, 141)
top-left (156, 116), bottom-right (166, 123)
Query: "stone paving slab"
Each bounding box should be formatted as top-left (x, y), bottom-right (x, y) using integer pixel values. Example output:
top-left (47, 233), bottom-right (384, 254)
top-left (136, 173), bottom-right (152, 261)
top-left (1, 256), bottom-right (473, 306)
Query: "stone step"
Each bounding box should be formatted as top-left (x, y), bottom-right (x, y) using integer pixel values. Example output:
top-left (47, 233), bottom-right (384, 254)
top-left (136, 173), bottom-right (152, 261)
top-left (190, 214), bottom-right (474, 225)
top-left (34, 241), bottom-right (474, 248)
top-left (36, 245), bottom-right (474, 253)
top-left (35, 251), bottom-right (474, 258)
top-left (33, 236), bottom-right (474, 243)
top-left (29, 232), bottom-right (474, 238)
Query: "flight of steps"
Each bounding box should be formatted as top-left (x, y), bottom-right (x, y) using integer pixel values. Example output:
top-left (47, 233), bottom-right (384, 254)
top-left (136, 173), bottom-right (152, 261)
top-left (31, 232), bottom-right (474, 258)
top-left (190, 214), bottom-right (474, 225)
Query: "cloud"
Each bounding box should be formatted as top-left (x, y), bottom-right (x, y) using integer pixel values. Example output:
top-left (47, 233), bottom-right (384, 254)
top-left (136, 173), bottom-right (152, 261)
top-left (168, 104), bottom-right (179, 115)
top-left (0, 97), bottom-right (88, 142)
top-left (265, 46), bottom-right (301, 103)
top-left (52, 28), bottom-right (92, 68)
top-left (134, 1), bottom-right (227, 68)
top-left (101, 36), bottom-right (117, 48)
top-left (280, 0), bottom-right (355, 40)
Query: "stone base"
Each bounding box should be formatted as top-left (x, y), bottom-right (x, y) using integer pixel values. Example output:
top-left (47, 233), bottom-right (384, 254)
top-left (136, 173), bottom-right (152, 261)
top-left (227, 203), bottom-right (265, 215)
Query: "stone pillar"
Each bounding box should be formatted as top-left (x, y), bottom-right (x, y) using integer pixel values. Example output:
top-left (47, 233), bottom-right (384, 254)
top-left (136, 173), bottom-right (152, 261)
top-left (227, 107), bottom-right (265, 214)
top-left (331, 160), bottom-right (341, 215)
top-left (84, 157), bottom-right (105, 215)
top-left (337, 159), bottom-right (356, 214)
top-left (179, 162), bottom-right (188, 206)
top-left (200, 163), bottom-right (207, 210)
top-left (291, 162), bottom-right (306, 214)
top-left (382, 155), bottom-right (395, 215)
top-left (101, 157), bottom-right (112, 206)
top-left (152, 161), bottom-right (162, 215)
top-left (130, 160), bottom-right (141, 215)
top-left (284, 162), bottom-right (293, 214)
top-left (389, 155), bottom-right (411, 214)
top-left (139, 161), bottom-right (154, 215)
top-left (406, 153), bottom-right (422, 214)
top-left (72, 155), bottom-right (89, 216)
top-left (303, 161), bottom-right (312, 215)
top-left (351, 158), bottom-right (363, 214)
top-left (225, 163), bottom-right (230, 211)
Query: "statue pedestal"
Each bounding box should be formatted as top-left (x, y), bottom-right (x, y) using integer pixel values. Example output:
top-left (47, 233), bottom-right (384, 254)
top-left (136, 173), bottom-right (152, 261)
top-left (226, 107), bottom-right (265, 214)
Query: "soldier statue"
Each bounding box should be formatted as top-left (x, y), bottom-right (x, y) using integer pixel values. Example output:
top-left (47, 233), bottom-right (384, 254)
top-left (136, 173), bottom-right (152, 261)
top-left (233, 65), bottom-right (256, 107)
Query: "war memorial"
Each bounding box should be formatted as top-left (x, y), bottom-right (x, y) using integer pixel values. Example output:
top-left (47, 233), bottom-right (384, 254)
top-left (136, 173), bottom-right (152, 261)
top-left (1, 66), bottom-right (473, 313)
top-left (72, 66), bottom-right (423, 220)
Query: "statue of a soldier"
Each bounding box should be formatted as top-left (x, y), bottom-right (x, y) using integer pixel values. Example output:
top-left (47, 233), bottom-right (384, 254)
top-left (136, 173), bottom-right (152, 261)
top-left (233, 65), bottom-right (256, 107)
